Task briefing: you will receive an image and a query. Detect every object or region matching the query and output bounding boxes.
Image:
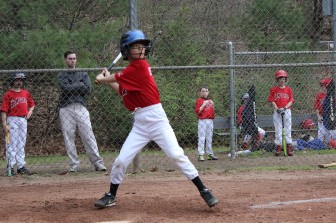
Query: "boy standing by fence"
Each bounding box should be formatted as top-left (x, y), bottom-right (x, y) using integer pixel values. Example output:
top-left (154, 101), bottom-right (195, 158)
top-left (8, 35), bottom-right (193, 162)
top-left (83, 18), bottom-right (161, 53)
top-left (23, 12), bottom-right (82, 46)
top-left (1, 73), bottom-right (35, 176)
top-left (267, 70), bottom-right (295, 156)
top-left (94, 29), bottom-right (218, 209)
top-left (194, 86), bottom-right (218, 161)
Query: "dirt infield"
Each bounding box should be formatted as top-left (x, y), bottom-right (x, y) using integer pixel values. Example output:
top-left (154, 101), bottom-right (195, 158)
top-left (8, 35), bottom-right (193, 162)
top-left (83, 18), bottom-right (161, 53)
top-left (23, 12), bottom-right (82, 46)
top-left (1, 170), bottom-right (336, 223)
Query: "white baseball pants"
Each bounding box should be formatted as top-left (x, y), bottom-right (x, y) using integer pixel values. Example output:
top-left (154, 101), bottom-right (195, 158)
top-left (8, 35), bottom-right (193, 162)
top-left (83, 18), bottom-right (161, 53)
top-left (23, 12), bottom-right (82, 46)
top-left (6, 116), bottom-right (27, 169)
top-left (197, 119), bottom-right (214, 155)
top-left (59, 103), bottom-right (104, 169)
top-left (273, 109), bottom-right (292, 145)
top-left (110, 103), bottom-right (199, 184)
top-left (243, 127), bottom-right (266, 143)
top-left (317, 121), bottom-right (336, 143)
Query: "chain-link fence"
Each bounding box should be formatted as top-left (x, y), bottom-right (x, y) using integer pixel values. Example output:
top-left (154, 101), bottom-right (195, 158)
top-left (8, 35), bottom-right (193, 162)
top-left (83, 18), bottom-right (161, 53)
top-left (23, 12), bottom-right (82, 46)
top-left (1, 0), bottom-right (336, 175)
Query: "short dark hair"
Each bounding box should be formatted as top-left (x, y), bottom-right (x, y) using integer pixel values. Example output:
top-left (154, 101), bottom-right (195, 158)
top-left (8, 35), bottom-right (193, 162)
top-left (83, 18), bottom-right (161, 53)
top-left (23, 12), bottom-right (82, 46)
top-left (199, 85), bottom-right (209, 91)
top-left (64, 50), bottom-right (76, 58)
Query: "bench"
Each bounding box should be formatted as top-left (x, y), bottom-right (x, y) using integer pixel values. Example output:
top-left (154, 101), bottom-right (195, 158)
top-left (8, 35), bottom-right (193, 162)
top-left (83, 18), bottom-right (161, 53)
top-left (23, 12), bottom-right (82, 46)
top-left (213, 113), bottom-right (318, 137)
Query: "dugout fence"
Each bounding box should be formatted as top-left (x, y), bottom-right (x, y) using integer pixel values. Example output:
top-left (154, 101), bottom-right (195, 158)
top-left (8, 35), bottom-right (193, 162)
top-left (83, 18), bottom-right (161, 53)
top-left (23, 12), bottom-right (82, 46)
top-left (1, 44), bottom-right (336, 174)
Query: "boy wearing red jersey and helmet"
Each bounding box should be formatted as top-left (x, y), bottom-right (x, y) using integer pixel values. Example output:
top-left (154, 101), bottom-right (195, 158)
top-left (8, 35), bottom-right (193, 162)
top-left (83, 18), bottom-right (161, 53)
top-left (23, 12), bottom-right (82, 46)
top-left (94, 29), bottom-right (218, 208)
top-left (1, 73), bottom-right (35, 175)
top-left (195, 86), bottom-right (218, 161)
top-left (314, 78), bottom-right (336, 144)
top-left (267, 70), bottom-right (295, 156)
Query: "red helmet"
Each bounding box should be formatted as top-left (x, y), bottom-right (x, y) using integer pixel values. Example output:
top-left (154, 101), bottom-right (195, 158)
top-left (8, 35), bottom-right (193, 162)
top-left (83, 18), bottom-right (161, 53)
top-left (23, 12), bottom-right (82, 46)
top-left (275, 70), bottom-right (288, 79)
top-left (301, 119), bottom-right (315, 130)
top-left (329, 139), bottom-right (336, 149)
top-left (320, 78), bottom-right (332, 87)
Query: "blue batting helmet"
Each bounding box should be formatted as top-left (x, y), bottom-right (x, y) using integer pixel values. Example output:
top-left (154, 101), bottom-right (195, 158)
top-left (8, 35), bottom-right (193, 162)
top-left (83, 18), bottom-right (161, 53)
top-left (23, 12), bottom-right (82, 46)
top-left (120, 29), bottom-right (152, 60)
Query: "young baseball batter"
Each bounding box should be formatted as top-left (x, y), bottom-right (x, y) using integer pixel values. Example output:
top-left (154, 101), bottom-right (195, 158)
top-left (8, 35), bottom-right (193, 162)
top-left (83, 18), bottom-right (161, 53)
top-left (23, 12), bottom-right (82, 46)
top-left (194, 86), bottom-right (218, 161)
top-left (267, 70), bottom-right (295, 156)
top-left (237, 93), bottom-right (266, 151)
top-left (314, 78), bottom-right (336, 143)
top-left (94, 29), bottom-right (218, 208)
top-left (1, 73), bottom-right (35, 176)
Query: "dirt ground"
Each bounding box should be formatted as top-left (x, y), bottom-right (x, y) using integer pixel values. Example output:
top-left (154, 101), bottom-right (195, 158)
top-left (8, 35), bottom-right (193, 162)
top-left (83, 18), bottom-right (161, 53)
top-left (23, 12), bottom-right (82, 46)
top-left (1, 169), bottom-right (336, 223)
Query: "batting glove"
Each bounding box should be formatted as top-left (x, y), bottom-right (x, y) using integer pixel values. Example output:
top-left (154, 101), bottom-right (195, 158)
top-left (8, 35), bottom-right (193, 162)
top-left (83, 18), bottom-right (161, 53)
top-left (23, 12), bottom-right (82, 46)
top-left (276, 108), bottom-right (286, 115)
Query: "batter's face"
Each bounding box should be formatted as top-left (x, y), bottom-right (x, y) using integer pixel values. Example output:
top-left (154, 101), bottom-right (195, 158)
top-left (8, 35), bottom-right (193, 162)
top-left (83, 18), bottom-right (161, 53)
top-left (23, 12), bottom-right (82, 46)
top-left (200, 88), bottom-right (209, 98)
top-left (13, 79), bottom-right (23, 89)
top-left (65, 53), bottom-right (77, 68)
top-left (277, 77), bottom-right (287, 86)
top-left (128, 43), bottom-right (146, 61)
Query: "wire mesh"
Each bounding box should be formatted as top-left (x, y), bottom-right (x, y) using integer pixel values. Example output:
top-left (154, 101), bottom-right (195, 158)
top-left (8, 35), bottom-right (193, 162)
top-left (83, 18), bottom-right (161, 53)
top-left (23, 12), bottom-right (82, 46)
top-left (1, 0), bottom-right (336, 175)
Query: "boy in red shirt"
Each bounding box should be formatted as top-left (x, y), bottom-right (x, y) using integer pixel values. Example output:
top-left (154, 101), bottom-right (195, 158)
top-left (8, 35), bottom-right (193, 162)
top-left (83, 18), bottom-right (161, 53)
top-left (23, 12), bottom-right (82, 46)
top-left (94, 29), bottom-right (218, 208)
top-left (195, 86), bottom-right (218, 161)
top-left (1, 73), bottom-right (35, 176)
top-left (267, 70), bottom-right (295, 156)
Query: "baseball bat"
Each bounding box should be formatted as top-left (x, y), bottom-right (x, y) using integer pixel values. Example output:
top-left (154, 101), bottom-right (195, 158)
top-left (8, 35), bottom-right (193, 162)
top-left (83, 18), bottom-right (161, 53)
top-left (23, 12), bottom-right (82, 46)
top-left (281, 113), bottom-right (287, 156)
top-left (318, 162), bottom-right (336, 168)
top-left (94, 52), bottom-right (123, 85)
top-left (5, 124), bottom-right (11, 176)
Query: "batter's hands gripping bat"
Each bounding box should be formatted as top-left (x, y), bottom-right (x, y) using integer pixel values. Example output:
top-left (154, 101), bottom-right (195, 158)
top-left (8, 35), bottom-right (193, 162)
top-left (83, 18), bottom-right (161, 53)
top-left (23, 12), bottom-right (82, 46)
top-left (281, 112), bottom-right (287, 156)
top-left (94, 52), bottom-right (123, 85)
top-left (5, 124), bottom-right (11, 176)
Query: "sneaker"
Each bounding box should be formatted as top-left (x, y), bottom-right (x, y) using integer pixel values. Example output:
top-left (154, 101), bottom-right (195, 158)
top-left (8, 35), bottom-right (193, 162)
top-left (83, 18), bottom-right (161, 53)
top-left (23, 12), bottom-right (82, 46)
top-left (95, 164), bottom-right (107, 171)
top-left (287, 144), bottom-right (294, 156)
top-left (200, 188), bottom-right (218, 207)
top-left (69, 167), bottom-right (78, 172)
top-left (198, 155), bottom-right (205, 161)
top-left (94, 193), bottom-right (116, 208)
top-left (17, 167), bottom-right (31, 175)
top-left (274, 145), bottom-right (282, 156)
top-left (207, 154), bottom-right (218, 160)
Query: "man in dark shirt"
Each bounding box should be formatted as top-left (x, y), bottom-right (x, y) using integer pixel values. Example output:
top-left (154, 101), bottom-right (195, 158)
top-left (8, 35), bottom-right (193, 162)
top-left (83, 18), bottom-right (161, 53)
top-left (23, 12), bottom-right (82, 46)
top-left (59, 50), bottom-right (106, 172)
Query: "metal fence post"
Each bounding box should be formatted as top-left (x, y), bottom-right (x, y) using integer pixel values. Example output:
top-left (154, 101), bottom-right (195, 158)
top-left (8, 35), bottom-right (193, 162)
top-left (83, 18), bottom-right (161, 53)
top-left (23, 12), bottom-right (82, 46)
top-left (129, 0), bottom-right (138, 29)
top-left (227, 42), bottom-right (237, 159)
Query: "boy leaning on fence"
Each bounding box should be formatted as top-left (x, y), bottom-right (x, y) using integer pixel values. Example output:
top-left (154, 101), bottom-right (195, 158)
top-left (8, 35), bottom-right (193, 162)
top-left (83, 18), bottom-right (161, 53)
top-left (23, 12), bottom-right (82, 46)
top-left (267, 70), bottom-right (295, 156)
top-left (314, 77), bottom-right (336, 144)
top-left (237, 92), bottom-right (266, 152)
top-left (93, 29), bottom-right (218, 209)
top-left (1, 73), bottom-right (35, 176)
top-left (194, 86), bottom-right (218, 161)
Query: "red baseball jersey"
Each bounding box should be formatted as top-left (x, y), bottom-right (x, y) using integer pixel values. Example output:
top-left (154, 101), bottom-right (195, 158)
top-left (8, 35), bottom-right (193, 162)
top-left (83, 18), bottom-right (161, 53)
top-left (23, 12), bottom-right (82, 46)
top-left (267, 86), bottom-right (294, 108)
top-left (195, 98), bottom-right (215, 119)
top-left (237, 105), bottom-right (244, 125)
top-left (115, 59), bottom-right (160, 111)
top-left (314, 92), bottom-right (326, 115)
top-left (0, 89), bottom-right (35, 116)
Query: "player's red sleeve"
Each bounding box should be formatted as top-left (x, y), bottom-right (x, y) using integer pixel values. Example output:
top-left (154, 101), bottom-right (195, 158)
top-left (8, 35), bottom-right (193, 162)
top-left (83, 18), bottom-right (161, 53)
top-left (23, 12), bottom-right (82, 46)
top-left (27, 91), bottom-right (35, 108)
top-left (288, 87), bottom-right (294, 103)
top-left (313, 93), bottom-right (320, 109)
top-left (237, 105), bottom-right (244, 125)
top-left (195, 98), bottom-right (203, 115)
top-left (115, 60), bottom-right (151, 92)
